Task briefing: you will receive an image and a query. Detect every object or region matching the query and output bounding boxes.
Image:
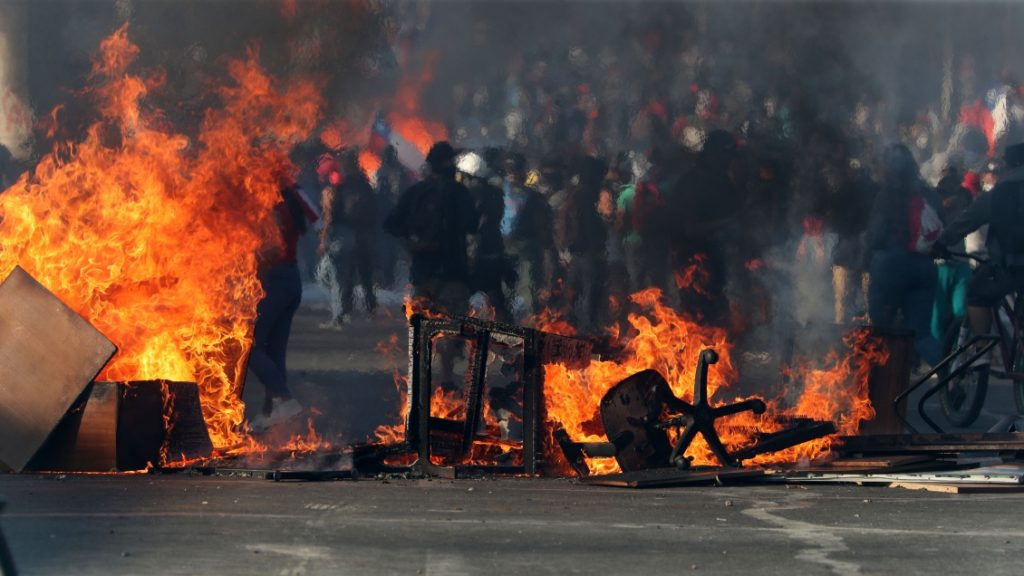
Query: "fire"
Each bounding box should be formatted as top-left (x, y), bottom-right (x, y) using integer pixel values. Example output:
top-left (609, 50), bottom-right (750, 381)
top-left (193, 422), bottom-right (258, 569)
top-left (372, 333), bottom-right (409, 444)
top-left (283, 417), bottom-right (332, 455)
top-left (389, 51), bottom-right (447, 155)
top-left (0, 26), bottom-right (324, 454)
top-left (358, 149), bottom-right (381, 177)
top-left (543, 289), bottom-right (889, 474)
top-left (673, 253), bottom-right (711, 296)
top-left (544, 288), bottom-right (733, 474)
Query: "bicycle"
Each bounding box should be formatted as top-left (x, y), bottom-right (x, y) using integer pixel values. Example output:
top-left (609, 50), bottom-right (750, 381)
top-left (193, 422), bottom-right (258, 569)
top-left (908, 252), bottom-right (1024, 430)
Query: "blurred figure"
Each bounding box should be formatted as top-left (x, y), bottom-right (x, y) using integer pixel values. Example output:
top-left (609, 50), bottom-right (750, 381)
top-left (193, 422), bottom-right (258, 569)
top-left (457, 151), bottom-right (512, 321)
top-left (314, 153), bottom-right (344, 327)
top-left (561, 155), bottom-right (609, 332)
top-left (824, 156), bottom-right (877, 324)
top-left (384, 141), bottom-right (479, 316)
top-left (0, 144), bottom-right (11, 191)
top-left (935, 142), bottom-right (1024, 349)
top-left (501, 152), bottom-right (556, 318)
top-left (339, 149), bottom-right (378, 320)
top-left (320, 149), bottom-right (377, 327)
top-left (866, 144), bottom-right (944, 368)
top-left (250, 177), bottom-right (319, 431)
top-left (931, 170), bottom-right (973, 341)
top-left (375, 145), bottom-right (413, 289)
top-left (669, 129), bottom-right (741, 325)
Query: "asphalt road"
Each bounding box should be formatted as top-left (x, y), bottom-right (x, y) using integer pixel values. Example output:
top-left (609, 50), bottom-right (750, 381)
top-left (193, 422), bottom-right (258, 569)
top-left (3, 287), bottom-right (1024, 575)
top-left (3, 473), bottom-right (1024, 576)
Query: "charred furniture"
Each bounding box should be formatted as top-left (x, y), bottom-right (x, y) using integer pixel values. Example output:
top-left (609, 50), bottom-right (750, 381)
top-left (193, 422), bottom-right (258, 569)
top-left (557, 349), bottom-right (770, 475)
top-left (405, 313), bottom-right (591, 477)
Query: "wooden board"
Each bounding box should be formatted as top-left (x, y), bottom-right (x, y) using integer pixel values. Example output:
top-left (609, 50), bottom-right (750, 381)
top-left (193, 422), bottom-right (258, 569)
top-left (0, 267), bottom-right (116, 471)
top-left (890, 482), bottom-right (1024, 494)
top-left (830, 455), bottom-right (937, 469)
top-left (25, 381), bottom-right (118, 472)
top-left (840, 433), bottom-right (1024, 454)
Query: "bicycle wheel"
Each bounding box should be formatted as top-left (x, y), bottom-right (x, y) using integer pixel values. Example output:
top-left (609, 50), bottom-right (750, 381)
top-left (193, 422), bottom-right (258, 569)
top-left (938, 318), bottom-right (989, 427)
top-left (1011, 328), bottom-right (1024, 416)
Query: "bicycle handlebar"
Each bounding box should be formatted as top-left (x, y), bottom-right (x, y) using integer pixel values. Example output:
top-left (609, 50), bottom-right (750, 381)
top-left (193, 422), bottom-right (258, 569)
top-left (946, 251), bottom-right (990, 265)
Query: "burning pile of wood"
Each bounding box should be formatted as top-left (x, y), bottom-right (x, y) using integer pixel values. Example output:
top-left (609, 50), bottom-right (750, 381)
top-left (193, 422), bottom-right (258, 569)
top-left (0, 266), bottom-right (212, 472)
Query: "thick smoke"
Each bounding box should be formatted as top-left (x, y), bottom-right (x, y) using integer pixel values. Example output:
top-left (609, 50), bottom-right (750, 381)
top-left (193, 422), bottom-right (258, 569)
top-left (9, 1), bottom-right (1024, 347)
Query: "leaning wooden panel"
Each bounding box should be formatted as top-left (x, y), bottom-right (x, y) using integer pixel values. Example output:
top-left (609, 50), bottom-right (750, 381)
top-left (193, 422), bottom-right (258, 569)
top-left (0, 266), bottom-right (117, 471)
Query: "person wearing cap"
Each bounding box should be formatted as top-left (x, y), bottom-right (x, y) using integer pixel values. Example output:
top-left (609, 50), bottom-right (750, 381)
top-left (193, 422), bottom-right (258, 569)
top-left (935, 142), bottom-right (1024, 343)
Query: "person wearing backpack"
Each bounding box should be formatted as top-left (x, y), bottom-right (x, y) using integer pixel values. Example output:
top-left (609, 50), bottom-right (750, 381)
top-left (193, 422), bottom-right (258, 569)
top-left (866, 144), bottom-right (945, 368)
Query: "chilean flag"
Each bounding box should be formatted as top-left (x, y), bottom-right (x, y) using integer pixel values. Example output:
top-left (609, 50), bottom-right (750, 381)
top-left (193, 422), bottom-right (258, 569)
top-left (369, 113), bottom-right (426, 171)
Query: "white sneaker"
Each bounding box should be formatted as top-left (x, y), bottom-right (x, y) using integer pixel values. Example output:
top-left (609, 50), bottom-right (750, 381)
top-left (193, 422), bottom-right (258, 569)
top-left (252, 398), bottom-right (303, 431)
top-left (319, 319), bottom-right (343, 331)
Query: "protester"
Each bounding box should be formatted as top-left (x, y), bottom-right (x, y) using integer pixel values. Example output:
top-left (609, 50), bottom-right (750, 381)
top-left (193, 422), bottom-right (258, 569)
top-left (934, 142), bottom-right (1024, 347)
top-left (250, 177), bottom-right (319, 431)
top-left (384, 141), bottom-right (479, 316)
top-left (336, 149), bottom-right (378, 321)
top-left (457, 151), bottom-right (512, 321)
top-left (866, 144), bottom-right (944, 368)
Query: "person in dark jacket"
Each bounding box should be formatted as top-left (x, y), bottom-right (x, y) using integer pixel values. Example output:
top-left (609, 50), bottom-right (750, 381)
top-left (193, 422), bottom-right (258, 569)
top-left (866, 144), bottom-right (944, 367)
top-left (823, 158), bottom-right (877, 324)
top-left (934, 142), bottom-right (1024, 342)
top-left (668, 129), bottom-right (741, 325)
top-left (562, 155), bottom-right (609, 332)
top-left (384, 141), bottom-right (479, 316)
top-left (374, 145), bottom-right (412, 289)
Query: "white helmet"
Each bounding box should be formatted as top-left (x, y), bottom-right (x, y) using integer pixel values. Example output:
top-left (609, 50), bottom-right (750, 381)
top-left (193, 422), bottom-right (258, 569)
top-left (456, 151), bottom-right (489, 178)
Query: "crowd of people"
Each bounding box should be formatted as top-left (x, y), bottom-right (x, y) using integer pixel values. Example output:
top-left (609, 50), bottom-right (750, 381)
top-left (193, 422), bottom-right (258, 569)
top-left (244, 3), bottom-right (1024, 425)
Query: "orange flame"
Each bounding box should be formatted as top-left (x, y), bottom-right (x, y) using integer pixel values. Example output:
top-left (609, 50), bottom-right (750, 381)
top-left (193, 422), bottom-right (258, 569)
top-left (284, 417), bottom-right (332, 455)
top-left (0, 26), bottom-right (324, 452)
top-left (673, 253), bottom-right (711, 297)
top-left (388, 50), bottom-right (447, 154)
top-left (543, 289), bottom-right (889, 474)
top-left (358, 149), bottom-right (381, 176)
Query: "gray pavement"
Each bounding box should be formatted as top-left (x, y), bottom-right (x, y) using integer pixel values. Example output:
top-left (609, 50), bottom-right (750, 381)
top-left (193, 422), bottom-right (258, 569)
top-left (4, 293), bottom-right (1024, 575)
top-left (2, 474), bottom-right (1024, 576)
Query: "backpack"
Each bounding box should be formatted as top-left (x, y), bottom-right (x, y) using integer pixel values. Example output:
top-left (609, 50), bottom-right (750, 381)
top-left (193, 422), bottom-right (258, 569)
top-left (403, 181), bottom-right (446, 253)
top-left (906, 192), bottom-right (943, 254)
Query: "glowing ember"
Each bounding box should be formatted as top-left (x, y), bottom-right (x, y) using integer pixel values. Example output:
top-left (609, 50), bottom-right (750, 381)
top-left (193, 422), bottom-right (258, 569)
top-left (0, 26), bottom-right (324, 455)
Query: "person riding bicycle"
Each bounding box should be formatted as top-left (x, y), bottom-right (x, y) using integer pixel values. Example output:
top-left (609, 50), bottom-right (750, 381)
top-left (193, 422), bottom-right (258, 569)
top-left (934, 142), bottom-right (1024, 346)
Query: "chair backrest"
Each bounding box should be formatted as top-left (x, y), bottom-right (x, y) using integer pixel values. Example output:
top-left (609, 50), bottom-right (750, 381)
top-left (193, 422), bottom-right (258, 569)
top-left (599, 369), bottom-right (675, 472)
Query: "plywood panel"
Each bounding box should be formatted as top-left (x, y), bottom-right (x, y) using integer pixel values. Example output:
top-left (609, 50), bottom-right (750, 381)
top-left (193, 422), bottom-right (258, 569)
top-left (0, 267), bottom-right (117, 471)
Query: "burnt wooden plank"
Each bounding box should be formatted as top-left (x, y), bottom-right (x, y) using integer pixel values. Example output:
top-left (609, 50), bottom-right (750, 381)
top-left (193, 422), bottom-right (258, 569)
top-left (581, 467), bottom-right (764, 488)
top-left (0, 266), bottom-right (117, 471)
top-left (26, 380), bottom-right (212, 471)
top-left (538, 332), bottom-right (592, 369)
top-left (161, 381), bottom-right (213, 464)
top-left (840, 433), bottom-right (1024, 454)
